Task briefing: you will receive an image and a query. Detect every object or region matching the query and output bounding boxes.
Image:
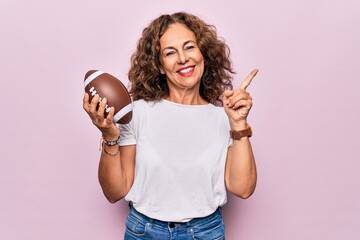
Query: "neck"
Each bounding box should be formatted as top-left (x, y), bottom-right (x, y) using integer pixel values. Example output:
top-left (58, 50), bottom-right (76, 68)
top-left (165, 90), bottom-right (207, 105)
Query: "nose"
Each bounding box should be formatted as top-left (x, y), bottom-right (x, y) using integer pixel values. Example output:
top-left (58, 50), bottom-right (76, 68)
top-left (177, 50), bottom-right (189, 64)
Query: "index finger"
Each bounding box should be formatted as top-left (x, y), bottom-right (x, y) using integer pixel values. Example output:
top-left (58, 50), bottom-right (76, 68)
top-left (239, 69), bottom-right (259, 90)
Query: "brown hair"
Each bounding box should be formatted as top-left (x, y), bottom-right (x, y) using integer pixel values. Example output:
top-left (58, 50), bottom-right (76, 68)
top-left (128, 12), bottom-right (234, 105)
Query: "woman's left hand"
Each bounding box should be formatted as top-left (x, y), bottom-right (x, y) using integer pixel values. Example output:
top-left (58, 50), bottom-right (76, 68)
top-left (223, 69), bottom-right (258, 129)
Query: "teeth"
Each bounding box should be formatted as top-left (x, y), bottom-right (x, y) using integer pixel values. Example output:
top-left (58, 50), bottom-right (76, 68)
top-left (179, 67), bottom-right (193, 74)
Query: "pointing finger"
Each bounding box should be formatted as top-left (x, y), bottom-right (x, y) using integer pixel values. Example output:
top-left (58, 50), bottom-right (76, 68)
top-left (239, 69), bottom-right (259, 90)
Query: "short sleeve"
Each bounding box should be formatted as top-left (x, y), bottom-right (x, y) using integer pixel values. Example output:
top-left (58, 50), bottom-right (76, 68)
top-left (118, 100), bottom-right (146, 146)
top-left (118, 122), bottom-right (136, 146)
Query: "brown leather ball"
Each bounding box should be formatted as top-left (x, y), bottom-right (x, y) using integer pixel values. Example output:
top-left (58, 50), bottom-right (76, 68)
top-left (84, 70), bottom-right (132, 124)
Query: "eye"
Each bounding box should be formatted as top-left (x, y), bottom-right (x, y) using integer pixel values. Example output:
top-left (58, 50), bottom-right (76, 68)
top-left (163, 50), bottom-right (176, 57)
top-left (185, 45), bottom-right (195, 50)
top-left (166, 51), bottom-right (175, 56)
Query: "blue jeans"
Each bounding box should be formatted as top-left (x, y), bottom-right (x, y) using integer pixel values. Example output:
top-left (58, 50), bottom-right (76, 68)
top-left (124, 204), bottom-right (225, 240)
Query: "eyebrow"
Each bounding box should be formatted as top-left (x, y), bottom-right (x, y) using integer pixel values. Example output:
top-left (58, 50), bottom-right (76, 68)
top-left (161, 40), bottom-right (196, 53)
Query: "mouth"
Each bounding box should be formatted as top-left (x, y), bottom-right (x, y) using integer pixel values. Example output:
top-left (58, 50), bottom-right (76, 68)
top-left (177, 66), bottom-right (195, 76)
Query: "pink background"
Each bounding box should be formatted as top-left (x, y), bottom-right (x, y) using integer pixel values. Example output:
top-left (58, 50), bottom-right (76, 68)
top-left (1, 0), bottom-right (359, 239)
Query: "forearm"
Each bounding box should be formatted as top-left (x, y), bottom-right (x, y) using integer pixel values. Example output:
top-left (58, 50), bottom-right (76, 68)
top-left (98, 145), bottom-right (128, 203)
top-left (226, 137), bottom-right (257, 198)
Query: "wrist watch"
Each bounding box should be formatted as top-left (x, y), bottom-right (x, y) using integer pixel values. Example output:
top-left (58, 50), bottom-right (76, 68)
top-left (230, 126), bottom-right (252, 140)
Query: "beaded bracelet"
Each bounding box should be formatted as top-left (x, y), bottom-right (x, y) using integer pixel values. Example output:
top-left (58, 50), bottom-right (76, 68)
top-left (103, 145), bottom-right (120, 156)
top-left (99, 138), bottom-right (120, 156)
top-left (102, 135), bottom-right (120, 146)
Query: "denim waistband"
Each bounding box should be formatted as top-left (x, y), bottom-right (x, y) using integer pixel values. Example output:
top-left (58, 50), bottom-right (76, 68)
top-left (128, 202), bottom-right (222, 229)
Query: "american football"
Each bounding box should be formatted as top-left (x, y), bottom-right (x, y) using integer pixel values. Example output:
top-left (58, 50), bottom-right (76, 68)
top-left (84, 70), bottom-right (132, 124)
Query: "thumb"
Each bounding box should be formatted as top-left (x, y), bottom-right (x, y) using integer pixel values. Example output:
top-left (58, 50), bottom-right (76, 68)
top-left (224, 90), bottom-right (233, 97)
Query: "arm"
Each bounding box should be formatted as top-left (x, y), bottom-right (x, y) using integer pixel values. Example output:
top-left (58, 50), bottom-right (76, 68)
top-left (225, 124), bottom-right (257, 198)
top-left (98, 143), bottom-right (135, 203)
top-left (83, 93), bottom-right (135, 203)
top-left (223, 69), bottom-right (258, 198)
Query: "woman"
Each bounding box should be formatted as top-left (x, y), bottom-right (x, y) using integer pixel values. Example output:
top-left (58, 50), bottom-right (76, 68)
top-left (83, 12), bottom-right (257, 240)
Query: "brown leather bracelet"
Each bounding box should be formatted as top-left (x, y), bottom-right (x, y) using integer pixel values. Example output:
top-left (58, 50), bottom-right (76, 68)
top-left (230, 126), bottom-right (252, 140)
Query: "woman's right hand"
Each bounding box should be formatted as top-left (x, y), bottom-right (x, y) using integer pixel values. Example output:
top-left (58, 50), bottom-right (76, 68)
top-left (83, 93), bottom-right (120, 140)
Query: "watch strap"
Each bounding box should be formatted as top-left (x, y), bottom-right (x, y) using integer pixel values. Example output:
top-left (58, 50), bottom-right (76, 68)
top-left (230, 126), bottom-right (252, 140)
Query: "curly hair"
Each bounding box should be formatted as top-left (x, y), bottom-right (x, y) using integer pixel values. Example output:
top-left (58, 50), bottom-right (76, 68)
top-left (128, 12), bottom-right (234, 105)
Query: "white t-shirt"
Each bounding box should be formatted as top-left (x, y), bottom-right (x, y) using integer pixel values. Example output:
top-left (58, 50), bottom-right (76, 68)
top-left (119, 99), bottom-right (231, 222)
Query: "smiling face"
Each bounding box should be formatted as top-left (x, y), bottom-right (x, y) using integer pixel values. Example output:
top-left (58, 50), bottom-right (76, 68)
top-left (159, 23), bottom-right (205, 100)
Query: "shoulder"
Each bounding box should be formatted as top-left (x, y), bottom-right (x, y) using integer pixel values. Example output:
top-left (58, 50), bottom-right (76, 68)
top-left (132, 99), bottom-right (154, 111)
top-left (208, 103), bottom-right (227, 117)
top-left (208, 104), bottom-right (230, 130)
top-left (130, 99), bottom-right (159, 122)
top-left (132, 99), bottom-right (147, 107)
